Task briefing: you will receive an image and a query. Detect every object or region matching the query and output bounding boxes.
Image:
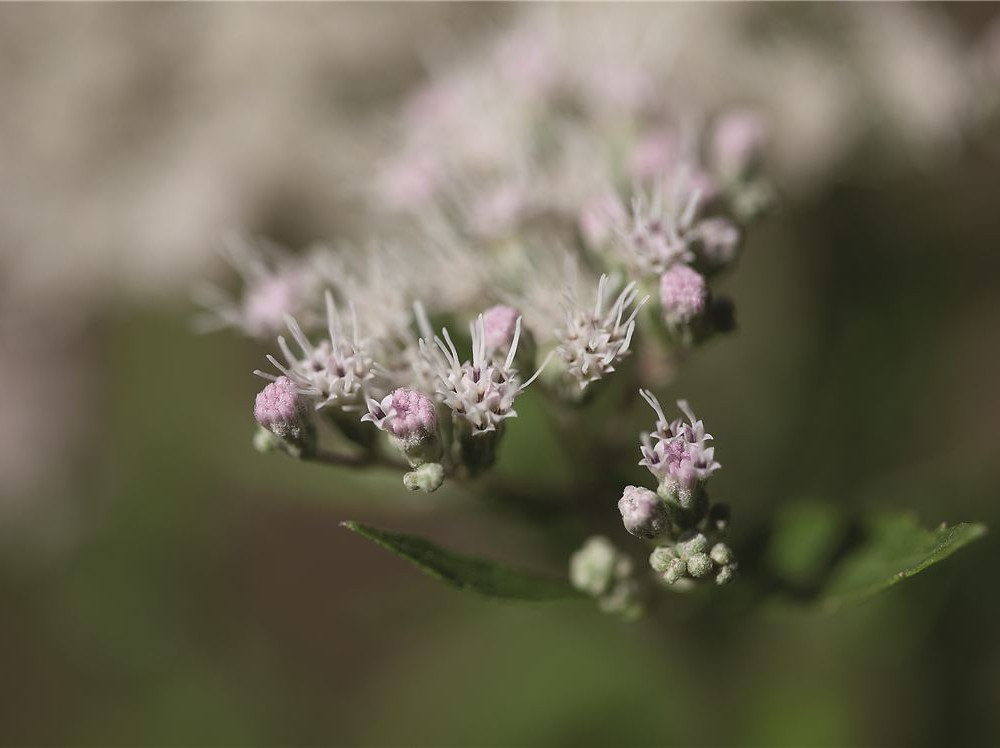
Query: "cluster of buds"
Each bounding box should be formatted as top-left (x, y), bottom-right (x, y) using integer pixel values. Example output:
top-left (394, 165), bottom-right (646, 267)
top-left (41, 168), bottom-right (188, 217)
top-left (617, 390), bottom-right (737, 589)
top-left (569, 536), bottom-right (643, 619)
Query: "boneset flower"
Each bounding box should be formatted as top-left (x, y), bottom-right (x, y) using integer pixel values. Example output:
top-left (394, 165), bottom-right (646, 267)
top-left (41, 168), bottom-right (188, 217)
top-left (638, 390), bottom-right (720, 507)
top-left (258, 291), bottom-right (379, 412)
top-left (556, 274), bottom-right (648, 391)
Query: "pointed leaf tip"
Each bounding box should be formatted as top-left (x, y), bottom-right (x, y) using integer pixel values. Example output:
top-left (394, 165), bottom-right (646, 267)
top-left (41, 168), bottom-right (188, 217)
top-left (341, 520), bottom-right (584, 601)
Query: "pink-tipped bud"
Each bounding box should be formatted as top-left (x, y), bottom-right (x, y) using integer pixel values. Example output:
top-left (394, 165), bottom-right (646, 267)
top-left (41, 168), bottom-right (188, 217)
top-left (362, 387), bottom-right (441, 466)
top-left (712, 110), bottom-right (767, 179)
top-left (254, 376), bottom-right (308, 439)
top-left (618, 485), bottom-right (671, 539)
top-left (386, 388), bottom-right (437, 440)
top-left (482, 305), bottom-right (520, 352)
top-left (659, 265), bottom-right (708, 326)
top-left (579, 192), bottom-right (626, 247)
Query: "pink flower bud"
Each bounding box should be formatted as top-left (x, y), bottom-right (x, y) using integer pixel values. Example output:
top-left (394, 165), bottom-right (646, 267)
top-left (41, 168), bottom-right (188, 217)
top-left (659, 265), bottom-right (708, 326)
top-left (254, 376), bottom-right (308, 439)
top-left (386, 388), bottom-right (437, 440)
top-left (482, 305), bottom-right (520, 352)
top-left (618, 485), bottom-right (671, 539)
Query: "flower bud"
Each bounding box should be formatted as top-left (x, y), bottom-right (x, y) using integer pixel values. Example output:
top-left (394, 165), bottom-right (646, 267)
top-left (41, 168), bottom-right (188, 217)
top-left (659, 265), bottom-right (708, 328)
top-left (255, 376), bottom-right (308, 438)
top-left (691, 218), bottom-right (742, 271)
top-left (618, 485), bottom-right (671, 539)
top-left (254, 376), bottom-right (315, 455)
top-left (687, 553), bottom-right (714, 579)
top-left (363, 388), bottom-right (442, 467)
top-left (663, 557), bottom-right (687, 585)
top-left (402, 462), bottom-right (445, 493)
top-left (649, 545), bottom-right (676, 574)
top-left (710, 542), bottom-right (734, 566)
top-left (569, 536), bottom-right (618, 597)
top-left (598, 577), bottom-right (644, 620)
top-left (679, 532), bottom-right (709, 557)
top-left (715, 564), bottom-right (737, 586)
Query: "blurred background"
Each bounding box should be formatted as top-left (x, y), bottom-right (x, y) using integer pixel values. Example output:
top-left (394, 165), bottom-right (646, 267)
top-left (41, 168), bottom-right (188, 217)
top-left (1, 3), bottom-right (999, 746)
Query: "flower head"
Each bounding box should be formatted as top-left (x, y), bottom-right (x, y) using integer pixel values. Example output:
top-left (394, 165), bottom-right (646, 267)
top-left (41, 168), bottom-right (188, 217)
top-left (254, 376), bottom-right (308, 439)
top-left (256, 290), bottom-right (380, 412)
top-left (618, 177), bottom-right (703, 275)
top-left (363, 387), bottom-right (437, 441)
top-left (659, 265), bottom-right (708, 327)
top-left (363, 387), bottom-right (442, 467)
top-left (556, 274), bottom-right (647, 391)
top-left (421, 314), bottom-right (545, 436)
top-left (638, 390), bottom-right (721, 498)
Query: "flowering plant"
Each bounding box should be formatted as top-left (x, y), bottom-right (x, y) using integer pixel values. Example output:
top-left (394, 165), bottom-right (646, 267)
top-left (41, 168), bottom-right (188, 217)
top-left (199, 10), bottom-right (986, 619)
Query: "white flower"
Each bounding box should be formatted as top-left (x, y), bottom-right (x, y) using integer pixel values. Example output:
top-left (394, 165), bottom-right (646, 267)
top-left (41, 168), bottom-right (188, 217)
top-left (256, 291), bottom-right (382, 412)
top-left (421, 314), bottom-right (547, 435)
top-left (556, 274), bottom-right (648, 390)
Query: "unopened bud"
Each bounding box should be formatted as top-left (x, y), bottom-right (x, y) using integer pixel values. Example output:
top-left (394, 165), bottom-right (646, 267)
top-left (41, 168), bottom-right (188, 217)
top-left (618, 485), bottom-right (671, 539)
top-left (649, 545), bottom-right (676, 574)
top-left (402, 462), bottom-right (445, 493)
top-left (710, 542), bottom-right (734, 566)
top-left (687, 553), bottom-right (714, 579)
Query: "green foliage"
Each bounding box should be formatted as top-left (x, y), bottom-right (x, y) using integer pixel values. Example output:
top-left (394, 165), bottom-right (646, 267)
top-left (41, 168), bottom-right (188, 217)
top-left (819, 516), bottom-right (986, 612)
top-left (341, 521), bottom-right (585, 601)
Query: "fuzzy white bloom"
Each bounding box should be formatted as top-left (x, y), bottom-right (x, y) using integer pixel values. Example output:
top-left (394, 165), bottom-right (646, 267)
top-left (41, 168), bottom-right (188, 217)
top-left (421, 314), bottom-right (546, 435)
top-left (256, 290), bottom-right (382, 412)
top-left (556, 274), bottom-right (648, 390)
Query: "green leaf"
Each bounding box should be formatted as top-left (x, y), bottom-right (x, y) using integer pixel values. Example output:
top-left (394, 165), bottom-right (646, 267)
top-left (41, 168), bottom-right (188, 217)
top-left (341, 521), bottom-right (584, 601)
top-left (820, 515), bottom-right (986, 612)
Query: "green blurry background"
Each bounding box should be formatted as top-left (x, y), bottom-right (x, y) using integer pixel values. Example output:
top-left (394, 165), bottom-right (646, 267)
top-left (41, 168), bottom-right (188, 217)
top-left (1, 4), bottom-right (999, 746)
